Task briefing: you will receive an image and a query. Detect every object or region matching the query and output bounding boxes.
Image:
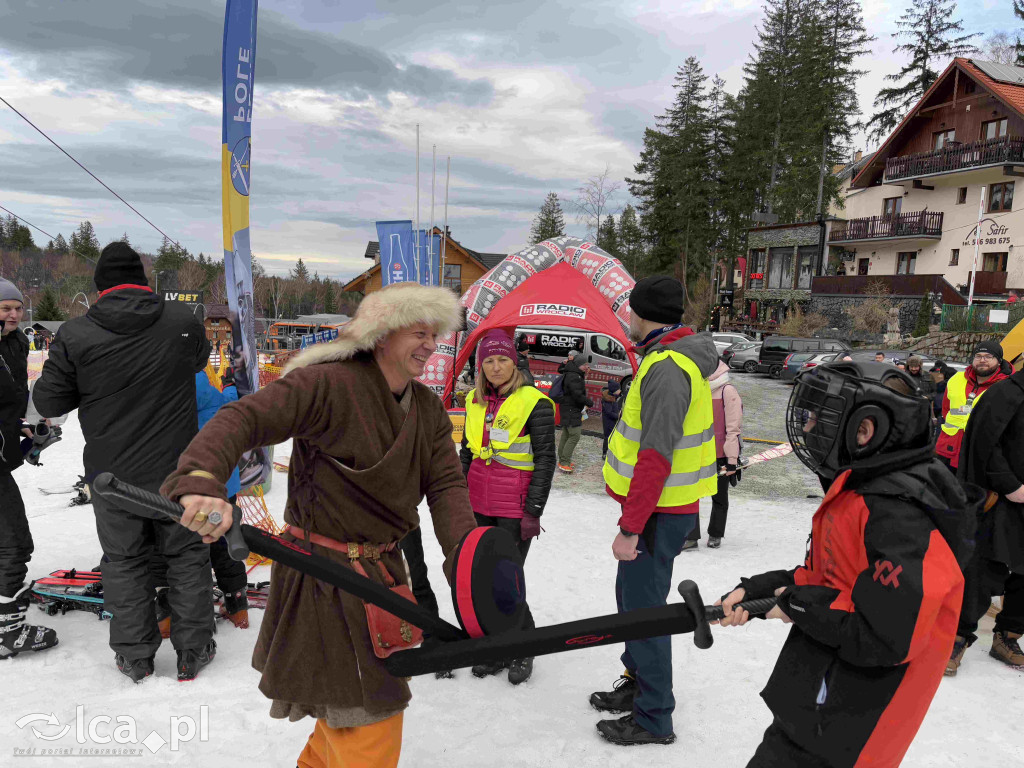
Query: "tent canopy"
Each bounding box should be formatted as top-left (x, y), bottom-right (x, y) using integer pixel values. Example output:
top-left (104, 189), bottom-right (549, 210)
top-left (447, 262), bottom-right (637, 401)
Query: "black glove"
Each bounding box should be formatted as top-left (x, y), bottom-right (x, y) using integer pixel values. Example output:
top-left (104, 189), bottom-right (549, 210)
top-left (221, 368), bottom-right (235, 388)
top-left (725, 463), bottom-right (741, 487)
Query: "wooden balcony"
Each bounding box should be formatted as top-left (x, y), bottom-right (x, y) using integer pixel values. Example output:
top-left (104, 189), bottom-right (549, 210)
top-left (968, 270), bottom-right (1007, 295)
top-left (829, 211), bottom-right (943, 243)
top-left (885, 136), bottom-right (1024, 182)
top-left (811, 274), bottom-right (967, 305)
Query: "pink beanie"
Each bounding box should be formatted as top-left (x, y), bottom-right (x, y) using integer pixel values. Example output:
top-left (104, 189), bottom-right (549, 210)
top-left (477, 329), bottom-right (517, 363)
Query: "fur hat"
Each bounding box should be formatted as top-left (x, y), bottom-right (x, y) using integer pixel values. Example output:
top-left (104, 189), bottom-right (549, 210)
top-left (285, 282), bottom-right (462, 374)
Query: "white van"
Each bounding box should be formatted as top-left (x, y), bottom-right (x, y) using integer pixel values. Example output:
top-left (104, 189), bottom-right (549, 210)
top-left (514, 326), bottom-right (632, 380)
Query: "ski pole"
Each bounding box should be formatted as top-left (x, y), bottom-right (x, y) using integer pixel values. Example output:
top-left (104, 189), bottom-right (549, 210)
top-left (90, 473), bottom-right (467, 642)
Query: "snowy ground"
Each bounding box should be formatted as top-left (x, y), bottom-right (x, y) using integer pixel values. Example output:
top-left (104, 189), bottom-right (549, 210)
top-left (1, 411), bottom-right (1020, 767)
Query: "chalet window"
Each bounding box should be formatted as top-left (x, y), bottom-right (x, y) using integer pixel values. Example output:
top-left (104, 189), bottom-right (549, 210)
top-left (956, 187), bottom-right (967, 205)
top-left (858, 258), bottom-right (869, 276)
top-left (981, 118), bottom-right (1008, 141)
top-left (882, 197), bottom-right (902, 217)
top-left (442, 263), bottom-right (462, 291)
top-left (767, 247), bottom-right (793, 289)
top-left (797, 246), bottom-right (818, 289)
top-left (747, 249), bottom-right (766, 289)
top-left (896, 252), bottom-right (916, 275)
top-left (964, 80), bottom-right (977, 94)
top-left (989, 181), bottom-right (1015, 212)
top-left (982, 252), bottom-right (1008, 272)
top-left (933, 129), bottom-right (956, 150)
top-left (950, 249), bottom-right (959, 266)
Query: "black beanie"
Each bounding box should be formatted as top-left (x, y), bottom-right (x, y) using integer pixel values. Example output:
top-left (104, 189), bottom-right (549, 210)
top-left (94, 242), bottom-right (149, 292)
top-left (629, 275), bottom-right (684, 324)
top-left (972, 339), bottom-right (1003, 361)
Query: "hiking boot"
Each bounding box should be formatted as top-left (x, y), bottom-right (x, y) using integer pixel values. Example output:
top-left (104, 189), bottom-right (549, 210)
top-left (155, 588), bottom-right (171, 639)
top-left (177, 640), bottom-right (216, 682)
top-left (557, 462), bottom-right (575, 474)
top-left (471, 659), bottom-right (507, 678)
top-left (707, 537), bottom-right (722, 549)
top-left (508, 657), bottom-right (533, 685)
top-left (596, 714), bottom-right (675, 746)
top-left (0, 584), bottom-right (59, 659)
top-left (681, 539), bottom-right (699, 552)
top-left (116, 654), bottom-right (154, 683)
top-left (990, 631), bottom-right (1024, 668)
top-left (219, 589), bottom-right (250, 629)
top-left (589, 673), bottom-right (638, 713)
top-left (945, 635), bottom-right (968, 676)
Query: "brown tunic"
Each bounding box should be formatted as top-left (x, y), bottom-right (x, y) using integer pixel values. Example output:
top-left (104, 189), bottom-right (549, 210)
top-left (161, 353), bottom-right (475, 719)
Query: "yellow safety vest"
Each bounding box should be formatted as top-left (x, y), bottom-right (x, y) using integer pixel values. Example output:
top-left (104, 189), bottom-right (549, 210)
top-left (940, 372), bottom-right (988, 437)
top-left (603, 349), bottom-right (718, 506)
top-left (465, 386), bottom-right (552, 471)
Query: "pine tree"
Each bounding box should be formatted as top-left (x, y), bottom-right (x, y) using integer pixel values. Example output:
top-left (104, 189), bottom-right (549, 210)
top-left (154, 236), bottom-right (190, 271)
top-left (866, 0), bottom-right (979, 144)
top-left (597, 214), bottom-right (619, 256)
top-left (323, 279), bottom-right (337, 314)
top-left (1015, 0), bottom-right (1024, 65)
top-left (616, 204), bottom-right (644, 277)
top-left (292, 258), bottom-right (310, 283)
top-left (914, 292), bottom-right (931, 336)
top-left (53, 234), bottom-right (69, 254)
top-left (530, 192), bottom-right (566, 244)
top-left (69, 221), bottom-right (100, 262)
top-left (120, 232), bottom-right (131, 245)
top-left (34, 286), bottom-right (66, 321)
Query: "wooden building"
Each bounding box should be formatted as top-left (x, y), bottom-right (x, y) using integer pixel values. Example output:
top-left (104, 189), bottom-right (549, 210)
top-left (204, 304), bottom-right (232, 347)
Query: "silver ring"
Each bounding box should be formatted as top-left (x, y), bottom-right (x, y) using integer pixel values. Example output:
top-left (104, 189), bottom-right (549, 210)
top-left (208, 510), bottom-right (223, 525)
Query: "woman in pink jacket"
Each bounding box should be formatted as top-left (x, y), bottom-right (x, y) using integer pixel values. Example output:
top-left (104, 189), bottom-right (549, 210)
top-left (459, 329), bottom-right (556, 685)
top-left (683, 360), bottom-right (742, 550)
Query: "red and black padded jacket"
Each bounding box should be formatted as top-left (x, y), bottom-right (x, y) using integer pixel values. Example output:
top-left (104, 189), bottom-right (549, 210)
top-left (737, 447), bottom-right (981, 768)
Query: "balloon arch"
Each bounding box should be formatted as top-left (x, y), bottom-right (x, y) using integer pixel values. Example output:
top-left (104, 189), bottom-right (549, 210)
top-left (416, 236), bottom-right (637, 402)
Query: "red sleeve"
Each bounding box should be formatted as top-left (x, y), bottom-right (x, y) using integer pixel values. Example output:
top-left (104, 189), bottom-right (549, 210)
top-left (941, 389), bottom-right (950, 419)
top-left (617, 449), bottom-right (671, 532)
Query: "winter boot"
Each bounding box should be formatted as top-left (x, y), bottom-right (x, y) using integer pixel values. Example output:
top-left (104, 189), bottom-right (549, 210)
top-left (219, 589), bottom-right (250, 629)
top-left (681, 539), bottom-right (699, 552)
top-left (507, 657), bottom-right (533, 685)
top-left (945, 635), bottom-right (968, 676)
top-left (990, 631), bottom-right (1024, 669)
top-left (589, 673), bottom-right (638, 713)
top-left (116, 654), bottom-right (155, 683)
top-left (177, 639), bottom-right (216, 682)
top-left (707, 536), bottom-right (722, 549)
top-left (434, 669), bottom-right (455, 680)
top-left (471, 659), bottom-right (508, 678)
top-left (0, 584), bottom-right (59, 659)
top-left (155, 588), bottom-right (171, 639)
top-left (596, 714), bottom-right (676, 746)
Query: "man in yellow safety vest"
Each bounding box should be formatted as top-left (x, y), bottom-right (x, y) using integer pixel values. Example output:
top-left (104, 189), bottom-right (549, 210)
top-left (590, 275), bottom-right (720, 746)
top-left (935, 340), bottom-right (1010, 472)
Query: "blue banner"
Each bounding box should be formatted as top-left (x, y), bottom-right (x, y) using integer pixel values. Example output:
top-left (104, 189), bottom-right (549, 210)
top-left (417, 230), bottom-right (441, 286)
top-left (376, 220), bottom-right (416, 287)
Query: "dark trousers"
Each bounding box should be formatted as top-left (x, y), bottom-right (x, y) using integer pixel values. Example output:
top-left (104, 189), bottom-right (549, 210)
top-left (398, 526), bottom-right (440, 619)
top-left (0, 470), bottom-right (32, 598)
top-left (747, 719), bottom-right (826, 768)
top-left (688, 458), bottom-right (729, 541)
top-left (601, 416), bottom-right (616, 457)
top-left (616, 512), bottom-right (695, 737)
top-left (149, 497), bottom-right (247, 595)
top-left (473, 513), bottom-right (535, 631)
top-left (958, 554), bottom-right (1024, 644)
top-left (93, 496), bottom-right (213, 659)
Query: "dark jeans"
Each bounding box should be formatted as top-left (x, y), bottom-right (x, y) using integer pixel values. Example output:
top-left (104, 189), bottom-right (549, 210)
top-left (398, 526), bottom-right (440, 619)
top-left (616, 512), bottom-right (695, 737)
top-left (958, 554), bottom-right (1024, 644)
top-left (601, 416), bottom-right (616, 457)
top-left (473, 513), bottom-right (535, 631)
top-left (0, 470), bottom-right (32, 597)
top-left (94, 496), bottom-right (213, 659)
top-left (747, 719), bottom-right (825, 768)
top-left (688, 458), bottom-right (729, 541)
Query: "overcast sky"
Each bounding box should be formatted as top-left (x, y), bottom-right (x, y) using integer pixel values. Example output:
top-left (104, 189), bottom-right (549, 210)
top-left (0, 0), bottom-right (1016, 281)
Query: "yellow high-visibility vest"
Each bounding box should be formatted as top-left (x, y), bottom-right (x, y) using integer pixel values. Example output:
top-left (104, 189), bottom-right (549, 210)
top-left (603, 349), bottom-right (717, 506)
top-left (465, 386), bottom-right (552, 471)
top-left (941, 372), bottom-right (988, 437)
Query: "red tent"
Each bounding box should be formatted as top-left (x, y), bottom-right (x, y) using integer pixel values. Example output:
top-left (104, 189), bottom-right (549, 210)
top-left (445, 262), bottom-right (638, 402)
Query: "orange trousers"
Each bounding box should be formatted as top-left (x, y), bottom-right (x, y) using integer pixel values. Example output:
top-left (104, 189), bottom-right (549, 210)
top-left (297, 713), bottom-right (403, 768)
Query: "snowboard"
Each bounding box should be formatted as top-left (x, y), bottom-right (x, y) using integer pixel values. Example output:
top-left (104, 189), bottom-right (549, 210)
top-left (722, 442), bottom-right (793, 475)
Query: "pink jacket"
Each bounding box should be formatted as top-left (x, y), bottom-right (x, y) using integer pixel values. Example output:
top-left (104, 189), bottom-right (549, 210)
top-left (710, 361), bottom-right (742, 462)
top-left (466, 391), bottom-right (533, 519)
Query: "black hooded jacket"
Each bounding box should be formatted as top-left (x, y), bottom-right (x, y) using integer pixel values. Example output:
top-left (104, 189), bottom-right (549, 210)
top-left (0, 328), bottom-right (29, 470)
top-left (33, 289), bottom-right (210, 491)
top-left (556, 357), bottom-right (593, 428)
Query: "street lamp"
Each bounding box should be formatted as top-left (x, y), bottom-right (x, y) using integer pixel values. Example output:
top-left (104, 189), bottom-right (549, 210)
top-left (154, 270), bottom-right (171, 293)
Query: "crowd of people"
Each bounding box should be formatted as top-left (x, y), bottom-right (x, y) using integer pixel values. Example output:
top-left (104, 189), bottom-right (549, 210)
top-left (0, 246), bottom-right (1022, 767)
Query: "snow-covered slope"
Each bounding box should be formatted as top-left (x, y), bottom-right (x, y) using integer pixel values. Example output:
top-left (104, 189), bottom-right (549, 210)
top-left (0, 413), bottom-right (1018, 766)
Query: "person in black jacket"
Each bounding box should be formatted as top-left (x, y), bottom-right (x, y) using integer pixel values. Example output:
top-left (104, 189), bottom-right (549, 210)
top-left (949, 369), bottom-right (1024, 674)
top-left (905, 355), bottom-right (935, 399)
top-left (556, 350), bottom-right (593, 473)
top-left (515, 335), bottom-right (535, 386)
top-left (32, 242), bottom-right (214, 683)
top-left (0, 277), bottom-right (59, 658)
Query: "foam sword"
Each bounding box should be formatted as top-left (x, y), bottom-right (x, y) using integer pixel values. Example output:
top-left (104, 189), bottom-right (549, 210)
top-left (91, 473), bottom-right (777, 677)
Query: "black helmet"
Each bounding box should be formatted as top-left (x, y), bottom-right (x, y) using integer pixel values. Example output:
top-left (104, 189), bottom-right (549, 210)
top-left (785, 361), bottom-right (934, 479)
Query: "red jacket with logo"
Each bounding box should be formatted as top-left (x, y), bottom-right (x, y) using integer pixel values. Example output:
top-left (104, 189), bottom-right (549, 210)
top-left (737, 449), bottom-right (979, 768)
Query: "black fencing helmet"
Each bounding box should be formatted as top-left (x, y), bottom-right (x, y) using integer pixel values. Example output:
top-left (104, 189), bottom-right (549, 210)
top-left (785, 361), bottom-right (933, 479)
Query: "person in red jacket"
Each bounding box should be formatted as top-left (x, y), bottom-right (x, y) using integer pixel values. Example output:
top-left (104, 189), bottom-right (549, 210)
top-left (717, 361), bottom-right (981, 768)
top-left (935, 340), bottom-right (1010, 470)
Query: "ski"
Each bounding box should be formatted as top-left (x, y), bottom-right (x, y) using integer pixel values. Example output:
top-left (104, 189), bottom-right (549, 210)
top-left (723, 442), bottom-right (793, 475)
top-left (30, 572), bottom-right (111, 620)
top-left (38, 486), bottom-right (78, 495)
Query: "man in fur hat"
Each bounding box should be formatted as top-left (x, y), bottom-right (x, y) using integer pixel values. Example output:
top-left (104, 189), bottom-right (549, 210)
top-left (161, 282), bottom-right (476, 768)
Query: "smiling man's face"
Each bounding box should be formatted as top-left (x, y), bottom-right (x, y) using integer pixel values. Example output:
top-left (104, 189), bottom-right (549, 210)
top-left (377, 322), bottom-right (439, 381)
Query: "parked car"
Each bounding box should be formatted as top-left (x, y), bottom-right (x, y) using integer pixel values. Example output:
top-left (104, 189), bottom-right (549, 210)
top-left (757, 336), bottom-right (851, 378)
top-left (722, 341), bottom-right (762, 372)
top-left (782, 352), bottom-right (837, 382)
top-left (712, 332), bottom-right (754, 354)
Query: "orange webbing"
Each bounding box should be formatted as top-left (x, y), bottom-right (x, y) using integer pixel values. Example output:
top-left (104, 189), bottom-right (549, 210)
top-left (238, 485), bottom-right (284, 568)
